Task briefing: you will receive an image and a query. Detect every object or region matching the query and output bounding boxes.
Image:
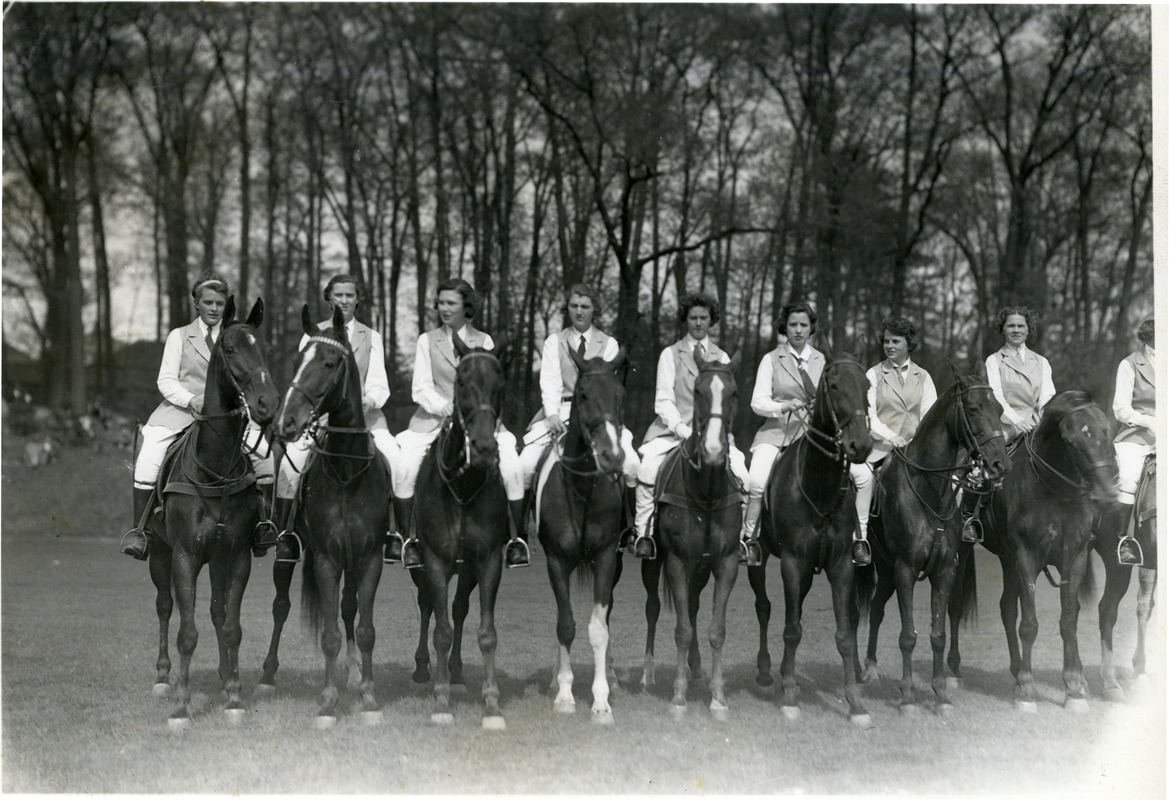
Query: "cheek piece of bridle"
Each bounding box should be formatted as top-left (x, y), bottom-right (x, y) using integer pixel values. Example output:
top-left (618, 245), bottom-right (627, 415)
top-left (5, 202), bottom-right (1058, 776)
top-left (804, 360), bottom-right (870, 463)
top-left (279, 335), bottom-right (353, 474)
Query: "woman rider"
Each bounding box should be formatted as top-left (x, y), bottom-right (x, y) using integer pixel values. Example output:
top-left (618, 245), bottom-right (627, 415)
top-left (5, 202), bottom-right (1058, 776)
top-left (848, 316), bottom-right (937, 566)
top-left (393, 278), bottom-right (528, 570)
top-left (121, 272), bottom-right (274, 559)
top-left (738, 301), bottom-right (823, 567)
top-left (985, 305), bottom-right (1055, 443)
top-left (1113, 318), bottom-right (1155, 567)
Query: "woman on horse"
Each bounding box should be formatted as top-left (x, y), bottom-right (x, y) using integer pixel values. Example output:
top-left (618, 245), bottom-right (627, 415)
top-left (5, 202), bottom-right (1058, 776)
top-left (394, 278), bottom-right (529, 570)
top-left (121, 272), bottom-right (274, 560)
top-left (632, 291), bottom-right (748, 560)
top-left (519, 283), bottom-right (639, 515)
top-left (737, 301), bottom-right (823, 566)
top-left (985, 305), bottom-right (1055, 443)
top-left (272, 273), bottom-right (402, 564)
top-left (1113, 318), bottom-right (1154, 567)
top-left (848, 316), bottom-right (937, 566)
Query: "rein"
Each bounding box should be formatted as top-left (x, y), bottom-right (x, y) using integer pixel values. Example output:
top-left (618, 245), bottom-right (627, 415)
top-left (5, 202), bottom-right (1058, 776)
top-left (435, 350), bottom-right (501, 505)
top-left (792, 359), bottom-right (867, 520)
top-left (1022, 408), bottom-right (1108, 498)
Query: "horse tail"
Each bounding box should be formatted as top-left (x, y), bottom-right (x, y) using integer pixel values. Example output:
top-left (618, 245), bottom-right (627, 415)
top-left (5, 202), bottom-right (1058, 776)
top-left (853, 557), bottom-right (875, 619)
top-left (300, 553), bottom-right (322, 641)
top-left (1079, 546), bottom-right (1099, 607)
top-left (574, 558), bottom-right (596, 593)
top-left (954, 544), bottom-right (978, 627)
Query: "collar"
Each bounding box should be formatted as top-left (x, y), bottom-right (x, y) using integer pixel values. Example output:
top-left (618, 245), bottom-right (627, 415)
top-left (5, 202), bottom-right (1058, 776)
top-left (1144, 345), bottom-right (1155, 361)
top-left (883, 358), bottom-right (911, 372)
top-left (198, 319), bottom-right (220, 339)
top-left (1002, 343), bottom-right (1030, 359)
top-left (685, 335), bottom-right (711, 352)
top-left (787, 343), bottom-right (812, 361)
top-left (570, 326), bottom-right (594, 344)
top-left (444, 323), bottom-right (472, 340)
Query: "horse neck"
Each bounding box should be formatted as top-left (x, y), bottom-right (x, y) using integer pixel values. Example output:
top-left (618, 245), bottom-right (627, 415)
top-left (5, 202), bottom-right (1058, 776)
top-left (1030, 420), bottom-right (1078, 484)
top-left (324, 353), bottom-right (367, 456)
top-left (904, 402), bottom-right (961, 470)
top-left (801, 417), bottom-right (847, 504)
top-left (197, 353), bottom-right (246, 465)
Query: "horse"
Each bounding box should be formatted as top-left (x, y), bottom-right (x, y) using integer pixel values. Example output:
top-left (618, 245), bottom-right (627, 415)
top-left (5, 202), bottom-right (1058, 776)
top-left (412, 335), bottom-right (511, 729)
top-left (749, 354), bottom-right (873, 726)
top-left (947, 391), bottom-right (1118, 712)
top-left (145, 297), bottom-right (279, 729)
top-left (538, 348), bottom-right (628, 721)
top-left (260, 305), bottom-right (391, 727)
top-left (857, 374), bottom-right (1009, 714)
top-left (639, 353), bottom-right (744, 719)
top-left (1093, 454), bottom-right (1157, 701)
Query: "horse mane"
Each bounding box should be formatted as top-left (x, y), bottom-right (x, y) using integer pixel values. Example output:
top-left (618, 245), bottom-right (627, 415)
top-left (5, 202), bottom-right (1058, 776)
top-left (1035, 390), bottom-right (1096, 437)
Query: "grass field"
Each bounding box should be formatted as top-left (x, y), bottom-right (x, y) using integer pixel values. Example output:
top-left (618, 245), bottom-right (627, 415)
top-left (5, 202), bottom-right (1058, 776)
top-left (1, 436), bottom-right (1165, 795)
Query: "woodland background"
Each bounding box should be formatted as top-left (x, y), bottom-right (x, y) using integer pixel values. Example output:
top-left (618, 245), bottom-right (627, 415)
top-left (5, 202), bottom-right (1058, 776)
top-left (2, 3), bottom-right (1155, 439)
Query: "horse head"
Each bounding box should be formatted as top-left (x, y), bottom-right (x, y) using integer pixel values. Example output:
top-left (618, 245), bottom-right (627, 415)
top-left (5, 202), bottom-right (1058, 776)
top-left (452, 332), bottom-right (504, 467)
top-left (567, 346), bottom-right (627, 475)
top-left (812, 354), bottom-right (872, 464)
top-left (692, 350), bottom-right (740, 468)
top-left (274, 305), bottom-right (355, 445)
top-left (214, 296), bottom-right (279, 427)
top-left (1034, 391), bottom-right (1118, 503)
top-left (952, 374), bottom-right (1009, 482)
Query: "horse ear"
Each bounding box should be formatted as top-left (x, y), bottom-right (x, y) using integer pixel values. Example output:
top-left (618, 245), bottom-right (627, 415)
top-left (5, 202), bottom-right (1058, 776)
top-left (246, 297), bottom-right (264, 328)
top-left (452, 331), bottom-right (471, 359)
top-left (729, 349), bottom-right (742, 371)
top-left (608, 346), bottom-right (628, 373)
top-left (223, 295), bottom-right (237, 325)
top-left (301, 304), bottom-right (314, 336)
top-left (331, 305), bottom-right (345, 337)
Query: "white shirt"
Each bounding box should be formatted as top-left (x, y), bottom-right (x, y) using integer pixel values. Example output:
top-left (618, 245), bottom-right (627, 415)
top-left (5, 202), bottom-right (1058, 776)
top-left (156, 319), bottom-right (220, 409)
top-left (1113, 345), bottom-right (1155, 431)
top-left (298, 319), bottom-right (391, 413)
top-left (985, 343), bottom-right (1055, 427)
top-left (655, 335), bottom-right (726, 437)
top-left (540, 326), bottom-right (619, 418)
top-left (413, 324), bottom-right (495, 418)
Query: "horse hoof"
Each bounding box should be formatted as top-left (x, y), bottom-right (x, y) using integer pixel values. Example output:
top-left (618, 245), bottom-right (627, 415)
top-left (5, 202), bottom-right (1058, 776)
top-left (945, 677), bottom-right (960, 690)
top-left (313, 715), bottom-right (337, 730)
top-left (1064, 697), bottom-right (1089, 714)
top-left (861, 666), bottom-right (879, 684)
top-left (755, 673), bottom-right (774, 688)
top-left (253, 683), bottom-right (276, 699)
top-left (899, 704), bottom-right (920, 717)
top-left (781, 706), bottom-right (800, 721)
top-left (152, 683), bottom-right (171, 698)
top-left (361, 710), bottom-right (384, 726)
top-left (224, 708), bottom-right (247, 726)
top-left (450, 683), bottom-right (468, 696)
top-left (935, 703), bottom-right (954, 718)
top-left (482, 715), bottom-right (506, 731)
top-left (554, 700), bottom-right (576, 714)
top-left (850, 713), bottom-right (875, 730)
top-left (710, 701), bottom-right (729, 722)
top-left (591, 710), bottom-right (614, 726)
top-left (1103, 686), bottom-right (1125, 703)
top-left (669, 704), bottom-right (686, 720)
top-left (167, 716), bottom-right (192, 733)
top-left (431, 712), bottom-right (454, 725)
top-left (1014, 700), bottom-right (1038, 714)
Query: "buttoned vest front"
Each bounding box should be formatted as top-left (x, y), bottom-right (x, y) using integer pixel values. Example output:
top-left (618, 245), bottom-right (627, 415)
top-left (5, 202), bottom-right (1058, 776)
top-left (874, 361), bottom-right (930, 441)
top-left (146, 321), bottom-right (211, 430)
top-left (752, 346), bottom-right (824, 450)
top-left (1116, 350), bottom-right (1156, 446)
top-left (643, 339), bottom-right (727, 443)
top-left (406, 326), bottom-right (490, 434)
top-left (995, 347), bottom-right (1043, 427)
top-left (557, 328), bottom-right (612, 397)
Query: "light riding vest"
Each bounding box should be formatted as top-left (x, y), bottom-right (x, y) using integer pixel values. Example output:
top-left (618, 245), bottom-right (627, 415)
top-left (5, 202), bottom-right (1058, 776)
top-left (642, 338), bottom-right (728, 443)
top-left (1116, 350), bottom-right (1155, 446)
top-left (406, 325), bottom-right (490, 434)
top-left (994, 346), bottom-right (1045, 428)
top-left (751, 346), bottom-right (825, 450)
top-left (529, 328), bottom-right (615, 428)
top-left (873, 360), bottom-right (930, 442)
top-left (146, 320), bottom-right (215, 430)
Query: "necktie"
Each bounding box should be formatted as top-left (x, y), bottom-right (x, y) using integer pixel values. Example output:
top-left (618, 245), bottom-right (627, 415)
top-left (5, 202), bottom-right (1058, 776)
top-left (693, 342), bottom-right (706, 364)
top-left (577, 334), bottom-right (587, 358)
top-left (205, 329), bottom-right (215, 354)
top-left (797, 356), bottom-right (817, 399)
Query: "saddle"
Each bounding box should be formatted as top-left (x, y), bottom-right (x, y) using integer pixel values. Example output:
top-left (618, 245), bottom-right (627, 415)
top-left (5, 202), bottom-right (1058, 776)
top-left (654, 445), bottom-right (743, 512)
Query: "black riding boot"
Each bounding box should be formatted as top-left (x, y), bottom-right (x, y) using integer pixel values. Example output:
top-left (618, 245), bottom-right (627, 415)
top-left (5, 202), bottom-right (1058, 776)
top-left (253, 483), bottom-right (279, 557)
top-left (384, 495), bottom-right (405, 564)
top-left (396, 497), bottom-right (423, 570)
top-left (505, 496), bottom-right (531, 568)
top-left (120, 487), bottom-right (153, 560)
top-left (274, 497), bottom-right (301, 564)
top-left (618, 485), bottom-right (637, 552)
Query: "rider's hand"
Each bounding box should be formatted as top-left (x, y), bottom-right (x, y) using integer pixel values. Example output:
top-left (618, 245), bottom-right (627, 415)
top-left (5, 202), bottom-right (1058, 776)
top-left (547, 414), bottom-right (566, 436)
top-left (362, 395), bottom-right (379, 413)
top-left (677, 424), bottom-right (693, 440)
top-left (783, 399), bottom-right (805, 415)
top-left (190, 396), bottom-right (204, 414)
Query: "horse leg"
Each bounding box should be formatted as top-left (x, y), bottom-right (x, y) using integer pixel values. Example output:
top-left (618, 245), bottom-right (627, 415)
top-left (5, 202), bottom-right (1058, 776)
top-left (424, 565), bottom-right (454, 721)
top-left (831, 558), bottom-right (871, 727)
top-left (1059, 550), bottom-right (1090, 710)
top-left (1098, 547), bottom-right (1133, 701)
top-left (148, 541), bottom-right (174, 695)
top-left (341, 570), bottom-right (360, 690)
top-left (410, 569), bottom-right (432, 684)
top-left (545, 554), bottom-right (577, 712)
top-left (589, 550), bottom-right (620, 723)
top-left (666, 551), bottom-right (693, 716)
top-left (217, 551), bottom-right (252, 719)
top-left (355, 553), bottom-right (384, 719)
top-left (708, 552), bottom-right (740, 720)
top-left (449, 567), bottom-right (477, 689)
top-left (746, 562), bottom-right (773, 687)
top-left (778, 555), bottom-right (813, 717)
top-left (168, 554), bottom-right (200, 727)
top-left (930, 566), bottom-right (956, 711)
top-left (1007, 559), bottom-right (1039, 711)
top-left (946, 544), bottom-right (974, 682)
top-left (1133, 567), bottom-right (1157, 679)
top-left (476, 549), bottom-right (504, 728)
top-left (863, 559), bottom-right (896, 683)
top-left (687, 567), bottom-right (709, 680)
top-left (893, 560), bottom-right (919, 712)
top-left (312, 554), bottom-right (345, 722)
top-left (998, 559), bottom-right (1023, 685)
top-left (641, 557), bottom-right (663, 689)
top-left (259, 559), bottom-right (296, 692)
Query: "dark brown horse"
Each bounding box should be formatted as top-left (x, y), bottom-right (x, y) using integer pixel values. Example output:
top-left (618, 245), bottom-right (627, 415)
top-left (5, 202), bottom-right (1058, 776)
top-left (413, 337), bottom-right (510, 729)
top-left (751, 355), bottom-right (873, 726)
top-left (146, 297), bottom-right (278, 729)
top-left (1093, 454), bottom-right (1157, 700)
top-left (857, 374), bottom-right (1009, 714)
top-left (540, 349), bottom-right (628, 721)
top-left (641, 353), bottom-right (744, 719)
top-left (948, 391), bottom-right (1118, 712)
top-left (261, 305), bottom-right (391, 727)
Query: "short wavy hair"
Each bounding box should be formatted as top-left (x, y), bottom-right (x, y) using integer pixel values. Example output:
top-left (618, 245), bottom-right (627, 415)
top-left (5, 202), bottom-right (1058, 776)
top-left (995, 305), bottom-right (1040, 338)
top-left (778, 301), bottom-right (817, 334)
top-left (323, 273), bottom-right (365, 304)
top-left (191, 271), bottom-right (232, 302)
top-left (434, 277), bottom-right (478, 319)
top-left (1137, 318), bottom-right (1154, 345)
top-left (677, 291), bottom-right (721, 326)
top-left (880, 315), bottom-right (919, 352)
top-left (565, 283), bottom-right (603, 316)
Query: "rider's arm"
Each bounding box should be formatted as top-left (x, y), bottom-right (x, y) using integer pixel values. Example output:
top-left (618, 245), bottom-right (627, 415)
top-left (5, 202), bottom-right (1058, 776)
top-left (1114, 357), bottom-right (1154, 430)
top-left (1037, 356), bottom-right (1056, 412)
top-left (985, 353), bottom-right (1025, 428)
top-left (919, 373), bottom-right (938, 419)
top-left (750, 355), bottom-right (784, 417)
top-left (540, 334), bottom-right (563, 418)
top-left (363, 331), bottom-right (391, 412)
top-left (654, 347), bottom-right (689, 438)
top-left (157, 328), bottom-right (197, 409)
top-left (412, 334), bottom-right (452, 417)
top-left (867, 367), bottom-right (901, 446)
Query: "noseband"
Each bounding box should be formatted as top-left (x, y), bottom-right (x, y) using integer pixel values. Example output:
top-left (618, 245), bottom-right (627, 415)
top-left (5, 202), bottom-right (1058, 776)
top-left (284, 334), bottom-right (353, 432)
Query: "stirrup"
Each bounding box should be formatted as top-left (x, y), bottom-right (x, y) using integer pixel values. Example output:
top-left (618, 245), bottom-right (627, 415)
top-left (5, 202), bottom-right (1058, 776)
top-left (252, 520), bottom-right (278, 556)
top-left (402, 539), bottom-right (425, 571)
top-left (618, 528), bottom-right (637, 553)
top-left (961, 516), bottom-right (983, 544)
top-left (1117, 537), bottom-right (1144, 568)
top-left (120, 529), bottom-right (149, 561)
top-left (739, 538), bottom-right (762, 568)
top-left (384, 531), bottom-right (405, 564)
top-left (275, 530), bottom-right (303, 564)
top-left (505, 537), bottom-right (531, 569)
top-left (633, 535), bottom-right (657, 560)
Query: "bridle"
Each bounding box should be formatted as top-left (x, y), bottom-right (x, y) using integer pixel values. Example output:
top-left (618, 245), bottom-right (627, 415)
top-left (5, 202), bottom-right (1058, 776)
top-left (436, 350), bottom-right (502, 503)
top-left (555, 368), bottom-right (624, 480)
top-left (681, 363), bottom-right (737, 472)
top-left (1024, 403), bottom-right (1112, 497)
top-left (804, 359), bottom-right (870, 463)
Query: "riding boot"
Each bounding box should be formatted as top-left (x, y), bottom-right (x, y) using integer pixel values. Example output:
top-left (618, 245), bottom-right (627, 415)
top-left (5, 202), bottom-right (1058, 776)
top-left (252, 482), bottom-right (279, 557)
top-left (739, 494), bottom-right (763, 566)
top-left (120, 487), bottom-right (153, 561)
top-left (851, 525), bottom-right (872, 567)
top-left (632, 481), bottom-right (657, 559)
top-left (959, 490), bottom-right (983, 543)
top-left (505, 496), bottom-right (531, 569)
top-left (618, 485), bottom-right (637, 552)
top-left (274, 497), bottom-right (302, 564)
top-left (1117, 504), bottom-right (1143, 566)
top-left (395, 497), bottom-right (423, 571)
top-left (383, 492), bottom-right (405, 564)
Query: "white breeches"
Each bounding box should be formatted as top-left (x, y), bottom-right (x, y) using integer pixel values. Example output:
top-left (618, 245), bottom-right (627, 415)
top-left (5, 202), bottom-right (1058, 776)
top-left (849, 448), bottom-right (889, 537)
top-left (521, 422), bottom-right (639, 489)
top-left (1115, 441), bottom-right (1154, 504)
top-left (134, 421), bottom-right (273, 491)
top-left (275, 415), bottom-right (399, 500)
top-left (634, 434), bottom-right (747, 538)
top-left (395, 426), bottom-right (524, 502)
